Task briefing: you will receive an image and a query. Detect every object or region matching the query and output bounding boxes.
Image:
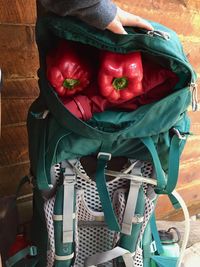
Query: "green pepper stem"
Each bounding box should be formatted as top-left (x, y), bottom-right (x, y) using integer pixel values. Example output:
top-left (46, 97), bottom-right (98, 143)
top-left (63, 78), bottom-right (80, 89)
top-left (112, 77), bottom-right (128, 90)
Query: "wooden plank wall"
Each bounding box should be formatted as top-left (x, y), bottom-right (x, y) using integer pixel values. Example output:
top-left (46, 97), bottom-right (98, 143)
top-left (0, 0), bottom-right (199, 219)
top-left (0, 0), bottom-right (39, 195)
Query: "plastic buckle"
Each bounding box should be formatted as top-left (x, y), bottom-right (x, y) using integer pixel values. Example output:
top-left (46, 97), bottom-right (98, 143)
top-left (190, 82), bottom-right (199, 111)
top-left (63, 174), bottom-right (76, 184)
top-left (97, 152), bottom-right (112, 161)
top-left (150, 241), bottom-right (157, 253)
top-left (132, 215), bottom-right (144, 224)
top-left (29, 246), bottom-right (38, 256)
top-left (172, 128), bottom-right (187, 140)
top-left (41, 110), bottom-right (49, 119)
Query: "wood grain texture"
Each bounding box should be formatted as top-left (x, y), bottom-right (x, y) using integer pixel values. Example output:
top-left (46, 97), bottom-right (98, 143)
top-left (181, 135), bottom-right (200, 162)
top-left (182, 40), bottom-right (200, 75)
top-left (2, 78), bottom-right (39, 99)
top-left (0, 24), bottom-right (39, 79)
top-left (156, 180), bottom-right (200, 220)
top-left (0, 0), bottom-right (36, 24)
top-left (114, 0), bottom-right (200, 36)
top-left (1, 99), bottom-right (35, 126)
top-left (0, 125), bottom-right (29, 166)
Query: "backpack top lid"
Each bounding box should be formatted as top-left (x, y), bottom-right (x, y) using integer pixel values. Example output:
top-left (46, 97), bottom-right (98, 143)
top-left (34, 14), bottom-right (196, 140)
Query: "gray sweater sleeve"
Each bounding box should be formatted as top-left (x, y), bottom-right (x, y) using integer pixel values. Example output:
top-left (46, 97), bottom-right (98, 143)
top-left (39, 0), bottom-right (117, 30)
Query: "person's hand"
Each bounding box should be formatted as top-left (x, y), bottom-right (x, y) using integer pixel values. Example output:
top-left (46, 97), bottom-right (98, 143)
top-left (107, 7), bottom-right (153, 34)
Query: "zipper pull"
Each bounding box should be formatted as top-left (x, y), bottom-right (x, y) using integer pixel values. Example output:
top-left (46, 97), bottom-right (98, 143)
top-left (147, 30), bottom-right (170, 40)
top-left (190, 82), bottom-right (199, 111)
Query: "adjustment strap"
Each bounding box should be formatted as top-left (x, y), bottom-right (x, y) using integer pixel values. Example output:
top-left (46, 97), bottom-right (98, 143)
top-left (150, 213), bottom-right (164, 255)
top-left (62, 161), bottom-right (76, 243)
top-left (85, 246), bottom-right (134, 267)
top-left (165, 134), bottom-right (181, 193)
top-left (6, 246), bottom-right (37, 267)
top-left (122, 162), bottom-right (143, 235)
top-left (141, 137), bottom-right (166, 190)
top-left (122, 180), bottom-right (141, 235)
top-left (95, 152), bottom-right (120, 232)
top-left (168, 193), bottom-right (181, 209)
top-left (151, 255), bottom-right (178, 267)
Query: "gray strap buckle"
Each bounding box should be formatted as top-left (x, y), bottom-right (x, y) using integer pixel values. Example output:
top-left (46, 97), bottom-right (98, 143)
top-left (97, 152), bottom-right (112, 161)
top-left (172, 128), bottom-right (187, 140)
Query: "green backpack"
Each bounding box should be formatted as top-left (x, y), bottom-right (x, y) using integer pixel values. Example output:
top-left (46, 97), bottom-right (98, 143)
top-left (6, 14), bottom-right (197, 267)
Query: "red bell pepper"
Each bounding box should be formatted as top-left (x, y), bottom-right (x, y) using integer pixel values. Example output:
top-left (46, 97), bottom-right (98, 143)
top-left (46, 40), bottom-right (92, 97)
top-left (98, 51), bottom-right (144, 103)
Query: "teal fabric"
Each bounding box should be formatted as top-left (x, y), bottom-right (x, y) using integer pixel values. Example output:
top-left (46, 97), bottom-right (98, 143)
top-left (150, 214), bottom-right (164, 255)
top-left (28, 92), bottom-right (191, 191)
top-left (54, 185), bottom-right (74, 267)
top-left (28, 13), bottom-right (197, 267)
top-left (142, 223), bottom-right (153, 267)
top-left (151, 255), bottom-right (178, 267)
top-left (96, 155), bottom-right (120, 231)
top-left (119, 187), bottom-right (145, 253)
top-left (141, 137), bottom-right (166, 190)
top-left (166, 135), bottom-right (182, 193)
top-left (168, 193), bottom-right (181, 209)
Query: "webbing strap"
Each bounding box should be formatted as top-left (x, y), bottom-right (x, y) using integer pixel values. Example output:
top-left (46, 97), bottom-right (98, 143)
top-left (168, 193), bottom-right (181, 209)
top-left (165, 134), bottom-right (181, 193)
top-left (150, 213), bottom-right (164, 255)
top-left (6, 246), bottom-right (37, 267)
top-left (62, 161), bottom-right (76, 244)
top-left (84, 246), bottom-right (133, 267)
top-left (95, 153), bottom-right (120, 232)
top-left (151, 255), bottom-right (178, 267)
top-left (122, 180), bottom-right (141, 235)
top-left (36, 117), bottom-right (52, 190)
top-left (141, 137), bottom-right (166, 190)
top-left (122, 253), bottom-right (134, 267)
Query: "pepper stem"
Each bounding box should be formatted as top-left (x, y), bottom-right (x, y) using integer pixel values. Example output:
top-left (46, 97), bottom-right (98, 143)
top-left (63, 78), bottom-right (80, 89)
top-left (112, 77), bottom-right (128, 90)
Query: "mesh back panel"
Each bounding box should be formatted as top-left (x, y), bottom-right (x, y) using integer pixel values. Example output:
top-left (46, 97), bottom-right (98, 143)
top-left (43, 160), bottom-right (154, 267)
top-left (74, 224), bottom-right (114, 267)
top-left (76, 161), bottom-right (129, 212)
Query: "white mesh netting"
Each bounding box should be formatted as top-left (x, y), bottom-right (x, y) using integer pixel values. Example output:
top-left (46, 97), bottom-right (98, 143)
top-left (133, 247), bottom-right (143, 267)
top-left (74, 163), bottom-right (128, 267)
top-left (75, 160), bottom-right (129, 212)
top-left (74, 223), bottom-right (114, 267)
top-left (43, 160), bottom-right (155, 267)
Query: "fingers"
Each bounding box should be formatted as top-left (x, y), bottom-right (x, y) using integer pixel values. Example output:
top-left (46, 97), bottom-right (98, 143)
top-left (118, 8), bottom-right (154, 31)
top-left (106, 7), bottom-right (154, 35)
top-left (106, 15), bottom-right (128, 34)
